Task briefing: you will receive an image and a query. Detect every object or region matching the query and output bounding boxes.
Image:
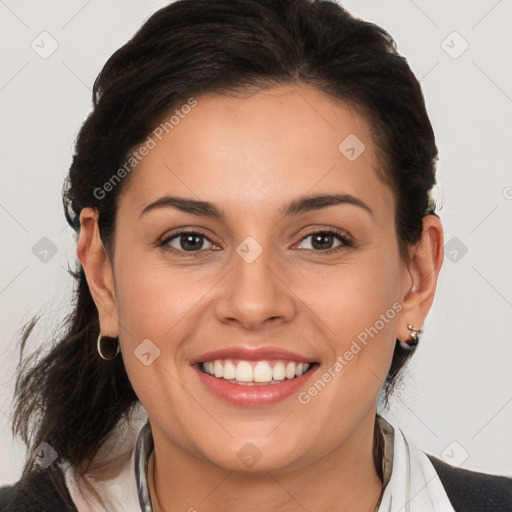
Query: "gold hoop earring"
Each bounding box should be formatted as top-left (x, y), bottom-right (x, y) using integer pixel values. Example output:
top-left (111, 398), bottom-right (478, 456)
top-left (97, 334), bottom-right (120, 360)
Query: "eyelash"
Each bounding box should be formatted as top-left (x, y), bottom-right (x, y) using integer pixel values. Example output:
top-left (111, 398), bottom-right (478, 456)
top-left (159, 228), bottom-right (352, 257)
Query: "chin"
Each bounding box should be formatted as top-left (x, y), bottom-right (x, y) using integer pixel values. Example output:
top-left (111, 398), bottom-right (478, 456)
top-left (194, 432), bottom-right (314, 474)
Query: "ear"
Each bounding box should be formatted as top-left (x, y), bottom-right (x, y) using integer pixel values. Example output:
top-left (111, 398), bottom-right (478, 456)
top-left (76, 207), bottom-right (118, 337)
top-left (397, 214), bottom-right (444, 342)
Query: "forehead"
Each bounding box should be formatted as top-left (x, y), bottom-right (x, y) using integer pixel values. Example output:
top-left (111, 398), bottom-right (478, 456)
top-left (119, 84), bottom-right (394, 224)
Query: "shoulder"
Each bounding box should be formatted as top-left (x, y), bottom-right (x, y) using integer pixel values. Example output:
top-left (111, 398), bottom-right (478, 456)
top-left (427, 454), bottom-right (512, 512)
top-left (0, 466), bottom-right (77, 512)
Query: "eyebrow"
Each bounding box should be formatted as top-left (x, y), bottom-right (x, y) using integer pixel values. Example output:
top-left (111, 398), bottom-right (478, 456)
top-left (139, 193), bottom-right (373, 220)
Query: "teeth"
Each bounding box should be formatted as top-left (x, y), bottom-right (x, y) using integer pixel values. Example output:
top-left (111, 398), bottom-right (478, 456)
top-left (235, 361), bottom-right (253, 382)
top-left (223, 360), bottom-right (236, 380)
top-left (272, 362), bottom-right (285, 381)
top-left (285, 362), bottom-right (296, 379)
top-left (254, 361), bottom-right (273, 382)
top-left (214, 360), bottom-right (223, 378)
top-left (201, 359), bottom-right (311, 383)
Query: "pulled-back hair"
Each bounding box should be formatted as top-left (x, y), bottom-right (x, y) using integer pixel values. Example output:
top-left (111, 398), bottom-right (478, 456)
top-left (11, 0), bottom-right (437, 504)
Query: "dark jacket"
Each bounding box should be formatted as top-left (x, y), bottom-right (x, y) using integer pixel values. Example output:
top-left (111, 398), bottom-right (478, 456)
top-left (1, 455), bottom-right (512, 511)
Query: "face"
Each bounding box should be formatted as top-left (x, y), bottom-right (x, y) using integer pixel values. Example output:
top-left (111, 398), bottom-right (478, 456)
top-left (102, 84), bottom-right (414, 472)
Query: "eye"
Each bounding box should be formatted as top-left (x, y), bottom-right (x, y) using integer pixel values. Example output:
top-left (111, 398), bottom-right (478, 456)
top-left (161, 231), bottom-right (217, 254)
top-left (295, 229), bottom-right (351, 253)
top-left (159, 228), bottom-right (352, 256)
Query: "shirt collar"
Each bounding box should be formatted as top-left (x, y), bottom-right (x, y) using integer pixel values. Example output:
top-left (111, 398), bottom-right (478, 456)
top-left (134, 420), bottom-right (154, 512)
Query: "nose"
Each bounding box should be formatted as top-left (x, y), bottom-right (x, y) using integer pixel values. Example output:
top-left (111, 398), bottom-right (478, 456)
top-left (214, 246), bottom-right (296, 330)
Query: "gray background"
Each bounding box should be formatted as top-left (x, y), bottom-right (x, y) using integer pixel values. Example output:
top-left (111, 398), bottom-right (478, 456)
top-left (1, 0), bottom-right (511, 485)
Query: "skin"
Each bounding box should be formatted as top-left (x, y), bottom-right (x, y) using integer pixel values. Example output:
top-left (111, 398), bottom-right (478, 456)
top-left (77, 83), bottom-right (443, 512)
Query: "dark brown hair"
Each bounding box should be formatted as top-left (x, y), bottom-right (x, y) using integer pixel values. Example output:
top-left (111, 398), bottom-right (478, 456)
top-left (11, 0), bottom-right (438, 504)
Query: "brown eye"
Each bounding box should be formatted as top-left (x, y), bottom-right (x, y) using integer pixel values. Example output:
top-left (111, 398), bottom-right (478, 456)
top-left (162, 231), bottom-right (216, 253)
top-left (296, 230), bottom-right (352, 253)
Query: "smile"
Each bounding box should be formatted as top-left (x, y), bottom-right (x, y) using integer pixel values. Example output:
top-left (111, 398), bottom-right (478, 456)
top-left (191, 346), bottom-right (318, 406)
top-left (200, 359), bottom-right (312, 385)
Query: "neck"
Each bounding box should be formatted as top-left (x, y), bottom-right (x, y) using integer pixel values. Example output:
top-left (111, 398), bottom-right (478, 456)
top-left (148, 413), bottom-right (383, 512)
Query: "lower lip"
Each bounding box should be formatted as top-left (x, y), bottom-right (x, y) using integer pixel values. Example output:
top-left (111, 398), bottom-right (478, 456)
top-left (194, 365), bottom-right (318, 407)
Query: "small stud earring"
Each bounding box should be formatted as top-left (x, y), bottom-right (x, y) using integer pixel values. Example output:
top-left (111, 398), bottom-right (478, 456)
top-left (398, 324), bottom-right (421, 352)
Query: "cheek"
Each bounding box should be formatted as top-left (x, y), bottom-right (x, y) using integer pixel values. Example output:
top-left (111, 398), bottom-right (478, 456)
top-left (293, 252), bottom-right (402, 346)
top-left (114, 252), bottom-right (216, 342)
top-left (293, 257), bottom-right (401, 418)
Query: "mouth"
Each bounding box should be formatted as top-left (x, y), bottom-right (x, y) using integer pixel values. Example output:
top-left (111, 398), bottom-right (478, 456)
top-left (191, 347), bottom-right (319, 406)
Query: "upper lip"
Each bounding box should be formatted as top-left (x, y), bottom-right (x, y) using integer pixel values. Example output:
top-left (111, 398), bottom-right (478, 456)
top-left (190, 346), bottom-right (315, 365)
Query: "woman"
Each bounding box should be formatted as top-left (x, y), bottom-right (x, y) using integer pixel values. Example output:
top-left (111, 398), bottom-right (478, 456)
top-left (1, 0), bottom-right (511, 510)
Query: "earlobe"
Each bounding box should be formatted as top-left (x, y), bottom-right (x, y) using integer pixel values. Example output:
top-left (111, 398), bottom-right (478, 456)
top-left (76, 207), bottom-right (119, 337)
top-left (397, 215), bottom-right (444, 342)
